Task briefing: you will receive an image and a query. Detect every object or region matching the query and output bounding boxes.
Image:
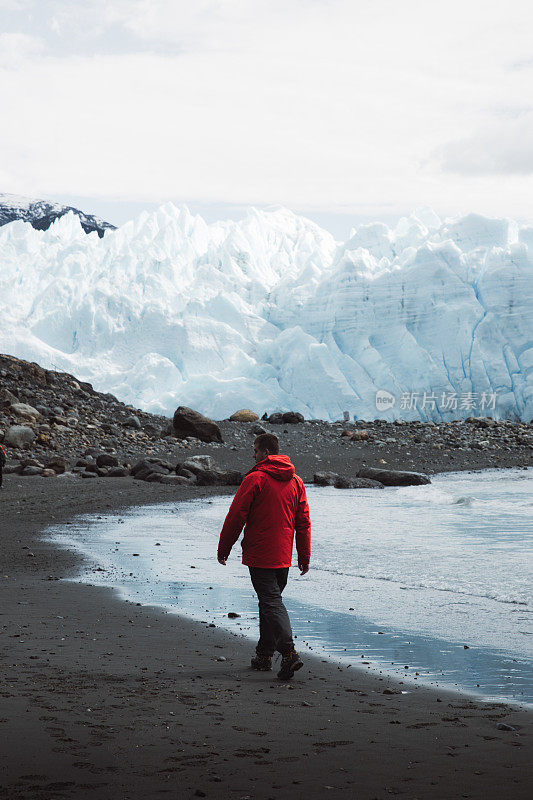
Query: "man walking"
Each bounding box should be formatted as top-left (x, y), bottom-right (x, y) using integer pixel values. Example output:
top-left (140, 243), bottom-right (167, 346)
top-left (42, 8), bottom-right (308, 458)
top-left (217, 433), bottom-right (311, 680)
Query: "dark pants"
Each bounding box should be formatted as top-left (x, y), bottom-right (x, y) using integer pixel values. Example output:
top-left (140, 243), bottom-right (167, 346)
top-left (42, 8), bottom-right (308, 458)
top-left (248, 567), bottom-right (294, 657)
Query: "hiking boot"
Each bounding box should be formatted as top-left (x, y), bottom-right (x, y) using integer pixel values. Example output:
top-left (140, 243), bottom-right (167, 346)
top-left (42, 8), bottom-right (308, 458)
top-left (250, 654), bottom-right (272, 671)
top-left (277, 647), bottom-right (303, 680)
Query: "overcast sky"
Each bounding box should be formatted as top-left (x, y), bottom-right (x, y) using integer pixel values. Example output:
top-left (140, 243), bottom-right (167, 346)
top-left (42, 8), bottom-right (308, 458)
top-left (1, 0), bottom-right (532, 234)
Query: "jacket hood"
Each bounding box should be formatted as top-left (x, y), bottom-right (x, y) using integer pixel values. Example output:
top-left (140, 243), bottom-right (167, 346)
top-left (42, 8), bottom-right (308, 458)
top-left (246, 454), bottom-right (295, 482)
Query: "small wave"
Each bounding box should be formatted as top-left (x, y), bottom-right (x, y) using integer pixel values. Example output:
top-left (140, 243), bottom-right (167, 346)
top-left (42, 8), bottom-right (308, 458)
top-left (453, 495), bottom-right (475, 506)
top-left (312, 563), bottom-right (530, 607)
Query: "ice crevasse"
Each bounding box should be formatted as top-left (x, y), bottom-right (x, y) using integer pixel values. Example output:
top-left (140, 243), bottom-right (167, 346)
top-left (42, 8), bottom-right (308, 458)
top-left (0, 202), bottom-right (531, 422)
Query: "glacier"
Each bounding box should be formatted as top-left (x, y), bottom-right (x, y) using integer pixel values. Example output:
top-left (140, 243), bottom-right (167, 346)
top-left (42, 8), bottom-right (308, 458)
top-left (0, 203), bottom-right (531, 422)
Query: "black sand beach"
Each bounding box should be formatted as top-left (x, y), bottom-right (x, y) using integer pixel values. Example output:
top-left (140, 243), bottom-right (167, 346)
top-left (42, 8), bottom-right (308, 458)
top-left (1, 465), bottom-right (531, 800)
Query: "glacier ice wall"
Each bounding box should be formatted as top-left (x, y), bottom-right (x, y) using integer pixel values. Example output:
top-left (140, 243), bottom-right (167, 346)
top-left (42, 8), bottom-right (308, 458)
top-left (0, 203), bottom-right (531, 422)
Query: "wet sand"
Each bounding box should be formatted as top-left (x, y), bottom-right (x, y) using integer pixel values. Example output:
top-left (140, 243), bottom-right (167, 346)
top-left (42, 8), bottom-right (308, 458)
top-left (1, 474), bottom-right (532, 800)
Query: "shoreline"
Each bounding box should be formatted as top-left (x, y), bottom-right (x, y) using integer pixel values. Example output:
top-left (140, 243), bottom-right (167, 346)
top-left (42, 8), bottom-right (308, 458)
top-left (1, 473), bottom-right (532, 799)
top-left (44, 479), bottom-right (532, 712)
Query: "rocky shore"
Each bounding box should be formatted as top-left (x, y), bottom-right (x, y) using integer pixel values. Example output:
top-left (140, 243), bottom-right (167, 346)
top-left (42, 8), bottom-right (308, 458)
top-left (1, 353), bottom-right (532, 799)
top-left (1, 355), bottom-right (531, 488)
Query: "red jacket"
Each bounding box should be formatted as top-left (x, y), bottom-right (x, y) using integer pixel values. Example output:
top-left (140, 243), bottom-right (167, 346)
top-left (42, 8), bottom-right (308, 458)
top-left (217, 454), bottom-right (311, 568)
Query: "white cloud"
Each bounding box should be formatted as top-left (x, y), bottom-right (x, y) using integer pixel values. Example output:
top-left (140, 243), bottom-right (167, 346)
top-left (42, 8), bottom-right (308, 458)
top-left (0, 32), bottom-right (43, 66)
top-left (438, 111), bottom-right (533, 175)
top-left (1, 0), bottom-right (533, 220)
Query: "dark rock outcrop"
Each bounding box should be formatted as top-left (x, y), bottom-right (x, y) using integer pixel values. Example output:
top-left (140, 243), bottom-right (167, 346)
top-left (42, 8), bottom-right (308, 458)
top-left (172, 406), bottom-right (223, 443)
top-left (356, 466), bottom-right (430, 486)
top-left (0, 192), bottom-right (115, 238)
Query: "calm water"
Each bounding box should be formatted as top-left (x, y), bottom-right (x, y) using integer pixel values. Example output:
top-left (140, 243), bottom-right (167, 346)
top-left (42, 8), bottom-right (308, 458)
top-left (48, 467), bottom-right (533, 706)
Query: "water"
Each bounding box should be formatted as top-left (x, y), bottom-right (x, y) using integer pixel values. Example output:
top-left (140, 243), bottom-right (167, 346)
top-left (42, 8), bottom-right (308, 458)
top-left (48, 467), bottom-right (533, 706)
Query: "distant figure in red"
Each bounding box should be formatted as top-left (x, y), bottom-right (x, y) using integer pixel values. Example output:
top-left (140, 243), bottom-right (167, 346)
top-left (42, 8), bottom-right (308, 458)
top-left (0, 444), bottom-right (6, 488)
top-left (217, 433), bottom-right (311, 680)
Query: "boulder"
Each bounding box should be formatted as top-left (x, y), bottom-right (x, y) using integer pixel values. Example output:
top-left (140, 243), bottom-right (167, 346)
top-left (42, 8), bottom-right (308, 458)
top-left (4, 425), bottom-right (35, 448)
top-left (175, 466), bottom-right (197, 482)
top-left (81, 470), bottom-right (97, 479)
top-left (131, 459), bottom-right (169, 477)
top-left (145, 472), bottom-right (163, 483)
top-left (334, 476), bottom-right (383, 489)
top-left (356, 466), bottom-right (430, 486)
top-left (313, 471), bottom-right (339, 486)
top-left (96, 453), bottom-right (119, 468)
top-left (268, 412), bottom-right (284, 424)
top-left (144, 423), bottom-right (161, 437)
top-left (44, 456), bottom-right (67, 474)
top-left (133, 461), bottom-right (169, 481)
top-left (193, 468), bottom-right (225, 486)
top-left (183, 455), bottom-right (217, 471)
top-left (10, 402), bottom-right (42, 421)
top-left (230, 409), bottom-right (259, 422)
top-left (251, 424), bottom-right (267, 435)
top-left (282, 411), bottom-right (304, 424)
top-left (41, 469), bottom-right (57, 478)
top-left (123, 414), bottom-right (142, 429)
top-left (220, 470), bottom-right (243, 486)
top-left (352, 429), bottom-right (370, 441)
top-left (3, 464), bottom-right (22, 475)
top-left (107, 467), bottom-right (129, 477)
top-left (0, 387), bottom-right (18, 406)
top-left (20, 457), bottom-right (44, 468)
top-left (172, 406), bottom-right (223, 443)
top-left (21, 465), bottom-right (43, 476)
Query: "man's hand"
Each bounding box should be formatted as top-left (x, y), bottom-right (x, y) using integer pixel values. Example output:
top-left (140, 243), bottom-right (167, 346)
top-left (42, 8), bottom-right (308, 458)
top-left (218, 555), bottom-right (227, 566)
top-left (298, 562), bottom-right (309, 576)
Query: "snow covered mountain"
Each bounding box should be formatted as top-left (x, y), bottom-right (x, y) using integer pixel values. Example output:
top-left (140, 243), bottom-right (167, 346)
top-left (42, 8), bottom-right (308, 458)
top-left (0, 192), bottom-right (115, 238)
top-left (0, 202), bottom-right (531, 422)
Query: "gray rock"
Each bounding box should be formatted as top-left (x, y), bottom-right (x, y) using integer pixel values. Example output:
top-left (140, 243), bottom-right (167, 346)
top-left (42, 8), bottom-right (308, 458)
top-left (314, 471), bottom-right (339, 486)
top-left (0, 387), bottom-right (18, 406)
top-left (132, 460), bottom-right (169, 478)
top-left (220, 470), bottom-right (243, 486)
top-left (172, 406), bottom-right (223, 443)
top-left (3, 464), bottom-right (22, 474)
top-left (107, 467), bottom-right (129, 477)
top-left (10, 402), bottom-right (42, 420)
top-left (250, 424), bottom-right (267, 435)
top-left (44, 456), bottom-right (67, 474)
top-left (96, 453), bottom-right (119, 468)
top-left (144, 423), bottom-right (161, 437)
top-left (21, 465), bottom-right (43, 476)
top-left (175, 466), bottom-right (196, 481)
top-left (282, 411), bottom-right (305, 423)
top-left (145, 472), bottom-right (163, 483)
top-left (123, 414), bottom-right (142, 429)
top-left (334, 475), bottom-right (383, 489)
top-left (184, 455), bottom-right (217, 470)
top-left (81, 470), bottom-right (97, 478)
top-left (5, 425), bottom-right (36, 448)
top-left (356, 466), bottom-right (430, 486)
top-left (268, 412), bottom-right (284, 424)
